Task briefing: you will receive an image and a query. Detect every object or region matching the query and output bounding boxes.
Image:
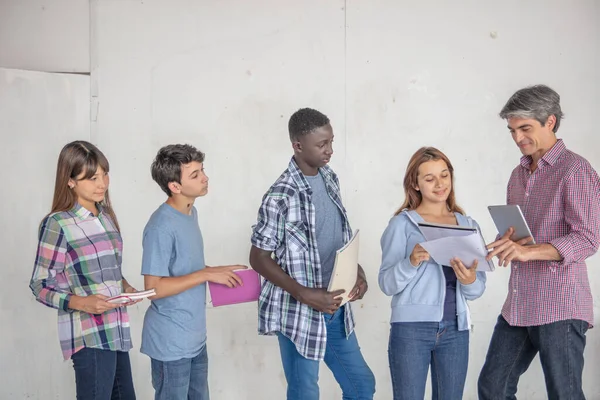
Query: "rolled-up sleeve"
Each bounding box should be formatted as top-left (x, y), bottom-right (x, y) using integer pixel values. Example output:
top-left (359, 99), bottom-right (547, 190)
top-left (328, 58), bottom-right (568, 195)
top-left (251, 195), bottom-right (285, 252)
top-left (550, 163), bottom-right (600, 265)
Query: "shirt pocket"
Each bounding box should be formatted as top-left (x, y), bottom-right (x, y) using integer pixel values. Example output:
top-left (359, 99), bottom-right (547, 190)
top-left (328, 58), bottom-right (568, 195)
top-left (285, 221), bottom-right (309, 253)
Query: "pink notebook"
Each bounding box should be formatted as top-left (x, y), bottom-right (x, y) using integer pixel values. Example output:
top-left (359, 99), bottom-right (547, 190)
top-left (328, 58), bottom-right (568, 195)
top-left (208, 269), bottom-right (261, 307)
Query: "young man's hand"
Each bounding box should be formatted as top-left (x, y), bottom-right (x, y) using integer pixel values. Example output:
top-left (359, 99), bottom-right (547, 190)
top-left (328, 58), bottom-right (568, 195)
top-left (349, 265), bottom-right (368, 301)
top-left (204, 265), bottom-right (247, 288)
top-left (297, 288), bottom-right (345, 314)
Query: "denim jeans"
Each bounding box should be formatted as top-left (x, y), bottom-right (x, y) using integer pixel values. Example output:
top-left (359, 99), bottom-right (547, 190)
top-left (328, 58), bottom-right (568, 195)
top-left (388, 320), bottom-right (469, 400)
top-left (71, 347), bottom-right (136, 400)
top-left (276, 306), bottom-right (376, 400)
top-left (151, 345), bottom-right (209, 400)
top-left (478, 315), bottom-right (588, 400)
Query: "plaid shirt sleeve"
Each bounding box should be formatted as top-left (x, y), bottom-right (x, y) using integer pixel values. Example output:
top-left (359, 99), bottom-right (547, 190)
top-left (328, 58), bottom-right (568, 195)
top-left (550, 163), bottom-right (600, 264)
top-left (251, 195), bottom-right (285, 252)
top-left (30, 216), bottom-right (73, 312)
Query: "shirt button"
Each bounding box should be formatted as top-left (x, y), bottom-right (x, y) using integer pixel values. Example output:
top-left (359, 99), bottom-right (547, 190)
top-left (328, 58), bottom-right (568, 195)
top-left (513, 289), bottom-right (517, 293)
top-left (525, 193), bottom-right (529, 196)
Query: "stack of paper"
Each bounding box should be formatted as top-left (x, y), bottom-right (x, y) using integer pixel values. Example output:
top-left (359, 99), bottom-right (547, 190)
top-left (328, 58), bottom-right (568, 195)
top-left (417, 223), bottom-right (495, 272)
top-left (107, 288), bottom-right (156, 304)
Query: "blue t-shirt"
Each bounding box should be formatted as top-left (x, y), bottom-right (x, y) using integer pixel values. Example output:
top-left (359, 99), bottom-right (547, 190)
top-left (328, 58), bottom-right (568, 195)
top-left (140, 203), bottom-right (206, 362)
top-left (304, 173), bottom-right (345, 287)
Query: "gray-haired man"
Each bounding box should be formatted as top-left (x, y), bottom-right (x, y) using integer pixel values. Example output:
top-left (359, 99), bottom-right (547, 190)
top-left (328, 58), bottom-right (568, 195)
top-left (479, 85), bottom-right (600, 399)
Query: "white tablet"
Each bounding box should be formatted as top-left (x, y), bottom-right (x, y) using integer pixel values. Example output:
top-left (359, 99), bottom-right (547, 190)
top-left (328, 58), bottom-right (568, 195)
top-left (487, 205), bottom-right (536, 244)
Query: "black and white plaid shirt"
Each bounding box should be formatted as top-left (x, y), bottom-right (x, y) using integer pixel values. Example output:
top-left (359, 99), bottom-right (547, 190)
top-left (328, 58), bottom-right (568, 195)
top-left (251, 157), bottom-right (355, 360)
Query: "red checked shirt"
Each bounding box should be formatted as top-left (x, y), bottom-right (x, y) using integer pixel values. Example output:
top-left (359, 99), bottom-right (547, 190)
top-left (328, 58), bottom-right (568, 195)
top-left (502, 139), bottom-right (600, 327)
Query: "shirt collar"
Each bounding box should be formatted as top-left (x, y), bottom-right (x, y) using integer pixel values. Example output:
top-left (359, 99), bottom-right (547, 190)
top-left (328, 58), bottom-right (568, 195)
top-left (72, 202), bottom-right (102, 220)
top-left (286, 156), bottom-right (334, 193)
top-left (519, 138), bottom-right (565, 169)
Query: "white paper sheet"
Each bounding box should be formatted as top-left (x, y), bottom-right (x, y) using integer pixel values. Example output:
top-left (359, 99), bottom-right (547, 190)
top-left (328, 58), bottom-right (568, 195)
top-left (419, 233), bottom-right (495, 272)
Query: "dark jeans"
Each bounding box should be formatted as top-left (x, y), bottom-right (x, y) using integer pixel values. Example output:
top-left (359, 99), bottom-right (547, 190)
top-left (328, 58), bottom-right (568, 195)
top-left (71, 347), bottom-right (136, 400)
top-left (478, 315), bottom-right (588, 400)
top-left (388, 320), bottom-right (469, 400)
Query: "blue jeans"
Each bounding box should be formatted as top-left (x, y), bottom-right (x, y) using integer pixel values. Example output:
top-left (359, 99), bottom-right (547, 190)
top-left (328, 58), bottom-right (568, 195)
top-left (276, 306), bottom-right (376, 400)
top-left (388, 320), bottom-right (469, 400)
top-left (71, 347), bottom-right (136, 400)
top-left (478, 315), bottom-right (588, 400)
top-left (151, 345), bottom-right (209, 400)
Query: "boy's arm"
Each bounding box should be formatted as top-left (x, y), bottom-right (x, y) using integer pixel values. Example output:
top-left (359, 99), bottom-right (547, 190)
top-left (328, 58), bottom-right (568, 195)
top-left (141, 226), bottom-right (245, 300)
top-left (144, 266), bottom-right (244, 300)
top-left (249, 246), bottom-right (304, 299)
top-left (250, 247), bottom-right (344, 314)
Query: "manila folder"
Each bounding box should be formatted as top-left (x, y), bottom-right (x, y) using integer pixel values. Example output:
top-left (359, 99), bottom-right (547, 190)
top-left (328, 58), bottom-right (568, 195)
top-left (327, 230), bottom-right (360, 306)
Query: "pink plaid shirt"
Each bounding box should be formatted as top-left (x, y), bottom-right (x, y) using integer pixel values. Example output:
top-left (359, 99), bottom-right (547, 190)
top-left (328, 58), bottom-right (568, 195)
top-left (501, 139), bottom-right (600, 327)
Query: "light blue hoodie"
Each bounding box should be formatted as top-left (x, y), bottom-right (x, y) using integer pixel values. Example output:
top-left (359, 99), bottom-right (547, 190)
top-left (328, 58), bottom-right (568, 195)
top-left (378, 210), bottom-right (487, 331)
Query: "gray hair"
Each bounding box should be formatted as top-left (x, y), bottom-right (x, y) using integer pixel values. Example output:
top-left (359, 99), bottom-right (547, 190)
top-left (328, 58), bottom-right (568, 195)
top-left (499, 85), bottom-right (564, 133)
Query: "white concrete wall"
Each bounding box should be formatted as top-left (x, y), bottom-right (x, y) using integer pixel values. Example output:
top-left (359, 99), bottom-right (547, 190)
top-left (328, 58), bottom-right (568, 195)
top-left (0, 0), bottom-right (89, 72)
top-left (0, 67), bottom-right (90, 398)
top-left (1, 0), bottom-right (599, 398)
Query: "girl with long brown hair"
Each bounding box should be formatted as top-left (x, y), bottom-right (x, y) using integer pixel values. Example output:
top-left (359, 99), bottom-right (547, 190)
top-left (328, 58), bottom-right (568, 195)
top-left (30, 141), bottom-right (139, 399)
top-left (378, 147), bottom-right (487, 400)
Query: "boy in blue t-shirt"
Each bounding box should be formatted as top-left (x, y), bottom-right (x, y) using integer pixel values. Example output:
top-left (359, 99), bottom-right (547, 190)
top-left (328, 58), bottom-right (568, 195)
top-left (141, 144), bottom-right (246, 400)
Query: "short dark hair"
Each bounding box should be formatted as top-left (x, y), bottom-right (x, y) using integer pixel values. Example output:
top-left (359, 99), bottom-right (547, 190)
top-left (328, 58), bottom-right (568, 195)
top-left (151, 144), bottom-right (205, 196)
top-left (288, 108), bottom-right (330, 142)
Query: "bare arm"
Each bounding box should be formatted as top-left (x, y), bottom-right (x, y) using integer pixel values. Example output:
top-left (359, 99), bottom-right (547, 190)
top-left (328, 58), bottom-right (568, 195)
top-left (249, 246), bottom-right (304, 299)
top-left (249, 246), bottom-right (344, 314)
top-left (144, 265), bottom-right (246, 300)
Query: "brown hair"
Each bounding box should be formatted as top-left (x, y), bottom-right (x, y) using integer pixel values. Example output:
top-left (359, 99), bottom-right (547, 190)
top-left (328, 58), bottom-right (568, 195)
top-left (394, 147), bottom-right (464, 216)
top-left (46, 141), bottom-right (120, 230)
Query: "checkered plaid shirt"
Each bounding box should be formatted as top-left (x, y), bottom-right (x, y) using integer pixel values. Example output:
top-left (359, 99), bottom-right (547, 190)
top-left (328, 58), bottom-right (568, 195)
top-left (30, 203), bottom-right (132, 360)
top-left (251, 157), bottom-right (355, 361)
top-left (502, 139), bottom-right (600, 327)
